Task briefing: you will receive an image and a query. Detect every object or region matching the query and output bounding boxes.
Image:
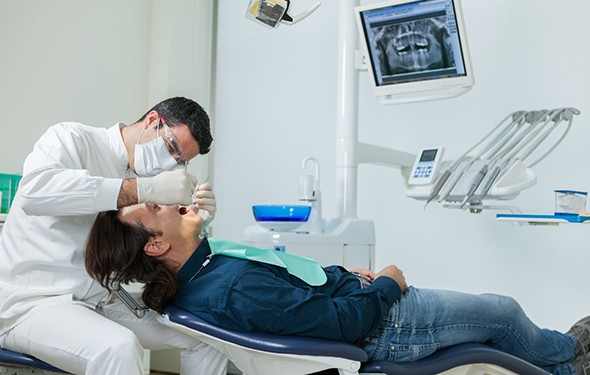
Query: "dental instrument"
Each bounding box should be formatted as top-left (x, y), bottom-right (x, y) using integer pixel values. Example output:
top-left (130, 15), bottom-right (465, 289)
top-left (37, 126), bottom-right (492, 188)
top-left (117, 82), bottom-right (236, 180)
top-left (187, 178), bottom-right (211, 238)
top-left (481, 109), bottom-right (565, 193)
top-left (474, 109), bottom-right (569, 194)
top-left (521, 108), bottom-right (578, 167)
top-left (424, 169), bottom-right (451, 209)
top-left (462, 112), bottom-right (545, 201)
top-left (408, 107), bottom-right (581, 211)
top-left (187, 184), bottom-right (199, 212)
top-left (471, 162), bottom-right (502, 201)
top-left (459, 164), bottom-right (488, 209)
top-left (435, 111), bottom-right (526, 203)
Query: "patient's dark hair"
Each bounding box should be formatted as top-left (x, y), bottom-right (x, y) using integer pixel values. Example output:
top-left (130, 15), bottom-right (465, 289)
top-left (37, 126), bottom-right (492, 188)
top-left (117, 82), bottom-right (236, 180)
top-left (85, 210), bottom-right (178, 313)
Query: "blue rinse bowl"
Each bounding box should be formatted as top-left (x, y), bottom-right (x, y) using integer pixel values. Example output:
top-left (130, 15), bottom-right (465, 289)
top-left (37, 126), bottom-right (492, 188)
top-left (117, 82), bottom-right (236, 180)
top-left (252, 205), bottom-right (311, 231)
top-left (252, 205), bottom-right (311, 222)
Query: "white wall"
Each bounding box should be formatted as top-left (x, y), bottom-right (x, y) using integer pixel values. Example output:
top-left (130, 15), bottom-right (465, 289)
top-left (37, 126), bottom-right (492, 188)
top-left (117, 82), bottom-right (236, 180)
top-left (0, 2), bottom-right (215, 371)
top-left (212, 0), bottom-right (590, 331)
top-left (0, 0), bottom-right (215, 182)
top-left (0, 1), bottom-right (150, 173)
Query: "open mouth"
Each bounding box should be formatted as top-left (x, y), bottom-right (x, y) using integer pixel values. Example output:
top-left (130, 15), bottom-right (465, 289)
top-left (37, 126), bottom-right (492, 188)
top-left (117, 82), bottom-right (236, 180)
top-left (179, 206), bottom-right (189, 216)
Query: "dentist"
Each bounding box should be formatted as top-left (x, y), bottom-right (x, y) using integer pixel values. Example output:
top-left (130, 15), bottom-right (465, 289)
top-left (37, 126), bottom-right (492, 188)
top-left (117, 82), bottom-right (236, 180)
top-left (0, 97), bottom-right (227, 375)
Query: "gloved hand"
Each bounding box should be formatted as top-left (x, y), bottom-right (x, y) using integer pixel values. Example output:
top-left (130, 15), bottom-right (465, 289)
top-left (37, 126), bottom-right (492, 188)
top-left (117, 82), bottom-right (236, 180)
top-left (137, 169), bottom-right (198, 205)
top-left (192, 182), bottom-right (217, 227)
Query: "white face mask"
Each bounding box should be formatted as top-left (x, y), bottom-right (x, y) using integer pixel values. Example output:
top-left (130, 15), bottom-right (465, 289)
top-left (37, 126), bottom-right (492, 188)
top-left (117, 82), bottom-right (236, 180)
top-left (134, 127), bottom-right (179, 177)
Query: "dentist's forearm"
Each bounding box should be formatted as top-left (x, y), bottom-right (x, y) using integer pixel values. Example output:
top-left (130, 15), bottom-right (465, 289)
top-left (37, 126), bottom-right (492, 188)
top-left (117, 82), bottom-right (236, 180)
top-left (118, 179), bottom-right (139, 208)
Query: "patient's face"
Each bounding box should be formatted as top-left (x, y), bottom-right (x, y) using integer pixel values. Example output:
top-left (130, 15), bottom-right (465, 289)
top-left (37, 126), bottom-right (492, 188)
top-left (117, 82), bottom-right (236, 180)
top-left (119, 203), bottom-right (203, 241)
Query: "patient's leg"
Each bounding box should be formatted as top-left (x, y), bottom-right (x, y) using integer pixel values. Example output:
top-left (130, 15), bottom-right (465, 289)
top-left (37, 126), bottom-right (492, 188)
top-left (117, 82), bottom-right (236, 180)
top-left (362, 286), bottom-right (576, 374)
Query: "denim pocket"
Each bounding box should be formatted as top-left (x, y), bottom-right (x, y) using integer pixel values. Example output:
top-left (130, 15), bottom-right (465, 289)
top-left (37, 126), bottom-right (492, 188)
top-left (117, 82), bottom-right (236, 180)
top-left (387, 342), bottom-right (441, 362)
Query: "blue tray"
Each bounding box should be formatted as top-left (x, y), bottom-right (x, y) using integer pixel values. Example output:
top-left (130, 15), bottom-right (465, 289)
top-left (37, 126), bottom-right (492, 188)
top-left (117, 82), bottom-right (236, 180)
top-left (496, 214), bottom-right (590, 223)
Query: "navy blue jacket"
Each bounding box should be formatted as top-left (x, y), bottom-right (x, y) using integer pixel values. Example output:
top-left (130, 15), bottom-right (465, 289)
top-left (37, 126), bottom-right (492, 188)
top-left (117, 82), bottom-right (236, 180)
top-left (172, 238), bottom-right (402, 344)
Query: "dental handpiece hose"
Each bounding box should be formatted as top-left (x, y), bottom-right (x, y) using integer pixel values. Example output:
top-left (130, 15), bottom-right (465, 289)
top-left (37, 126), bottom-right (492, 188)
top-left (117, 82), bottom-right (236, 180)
top-left (476, 165), bottom-right (502, 200)
top-left (424, 169), bottom-right (451, 209)
top-left (460, 164), bottom-right (488, 209)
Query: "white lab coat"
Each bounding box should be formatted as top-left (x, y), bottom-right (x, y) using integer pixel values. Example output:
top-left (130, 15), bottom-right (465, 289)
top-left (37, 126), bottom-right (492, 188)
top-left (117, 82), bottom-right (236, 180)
top-left (0, 122), bottom-right (227, 375)
top-left (0, 122), bottom-right (124, 335)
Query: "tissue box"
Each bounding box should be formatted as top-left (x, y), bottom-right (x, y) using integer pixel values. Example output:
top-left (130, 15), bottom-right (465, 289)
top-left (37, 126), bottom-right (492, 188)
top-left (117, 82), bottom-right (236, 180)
top-left (0, 174), bottom-right (22, 213)
top-left (554, 189), bottom-right (587, 215)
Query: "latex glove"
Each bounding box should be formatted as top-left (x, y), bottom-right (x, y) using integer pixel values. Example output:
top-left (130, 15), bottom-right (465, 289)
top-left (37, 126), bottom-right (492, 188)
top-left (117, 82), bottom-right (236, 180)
top-left (137, 169), bottom-right (198, 205)
top-left (193, 182), bottom-right (217, 227)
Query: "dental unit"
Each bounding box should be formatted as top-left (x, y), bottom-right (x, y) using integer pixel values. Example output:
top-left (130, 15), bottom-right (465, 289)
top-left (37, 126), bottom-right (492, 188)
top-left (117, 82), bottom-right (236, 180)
top-left (408, 107), bottom-right (580, 213)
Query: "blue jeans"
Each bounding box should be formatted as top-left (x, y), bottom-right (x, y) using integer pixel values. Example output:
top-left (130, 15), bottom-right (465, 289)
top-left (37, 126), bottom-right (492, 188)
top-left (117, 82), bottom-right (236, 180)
top-left (362, 287), bottom-right (577, 375)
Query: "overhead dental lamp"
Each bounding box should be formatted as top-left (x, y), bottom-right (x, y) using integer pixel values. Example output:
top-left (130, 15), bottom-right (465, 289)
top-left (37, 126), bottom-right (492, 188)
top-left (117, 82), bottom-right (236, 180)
top-left (245, 0), bottom-right (321, 28)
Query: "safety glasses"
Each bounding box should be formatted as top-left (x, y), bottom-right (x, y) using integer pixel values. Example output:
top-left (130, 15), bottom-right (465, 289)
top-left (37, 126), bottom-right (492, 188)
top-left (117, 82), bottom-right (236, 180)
top-left (158, 115), bottom-right (188, 168)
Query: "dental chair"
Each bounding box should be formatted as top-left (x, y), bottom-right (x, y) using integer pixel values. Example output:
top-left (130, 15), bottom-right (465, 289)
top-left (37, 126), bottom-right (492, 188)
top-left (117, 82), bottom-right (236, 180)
top-left (0, 304), bottom-right (552, 375)
top-left (0, 347), bottom-right (68, 374)
top-left (158, 305), bottom-right (551, 375)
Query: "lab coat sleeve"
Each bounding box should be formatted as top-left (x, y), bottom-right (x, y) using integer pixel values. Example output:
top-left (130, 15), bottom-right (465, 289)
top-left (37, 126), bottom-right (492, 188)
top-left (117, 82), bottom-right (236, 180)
top-left (18, 124), bottom-right (123, 216)
top-left (221, 268), bottom-right (401, 344)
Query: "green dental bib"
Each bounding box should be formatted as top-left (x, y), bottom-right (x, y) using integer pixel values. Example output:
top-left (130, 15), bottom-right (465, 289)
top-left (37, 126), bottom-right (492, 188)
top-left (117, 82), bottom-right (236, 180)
top-left (207, 239), bottom-right (327, 286)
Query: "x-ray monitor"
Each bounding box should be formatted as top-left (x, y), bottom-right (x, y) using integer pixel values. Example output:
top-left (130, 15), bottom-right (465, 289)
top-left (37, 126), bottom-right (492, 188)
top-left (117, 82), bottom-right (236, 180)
top-left (355, 0), bottom-right (474, 104)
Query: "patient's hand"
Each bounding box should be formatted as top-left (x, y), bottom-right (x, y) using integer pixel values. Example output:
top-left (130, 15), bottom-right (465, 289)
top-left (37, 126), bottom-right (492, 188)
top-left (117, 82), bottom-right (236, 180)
top-left (376, 265), bottom-right (407, 293)
top-left (349, 268), bottom-right (377, 283)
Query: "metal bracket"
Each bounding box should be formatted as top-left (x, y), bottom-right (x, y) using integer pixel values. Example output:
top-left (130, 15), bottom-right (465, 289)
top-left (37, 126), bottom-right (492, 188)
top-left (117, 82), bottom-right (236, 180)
top-left (112, 283), bottom-right (150, 319)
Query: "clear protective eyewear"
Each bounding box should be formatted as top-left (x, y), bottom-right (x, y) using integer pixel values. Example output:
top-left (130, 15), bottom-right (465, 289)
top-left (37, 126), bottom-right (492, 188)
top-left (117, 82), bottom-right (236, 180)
top-left (245, 0), bottom-right (321, 29)
top-left (158, 115), bottom-right (188, 169)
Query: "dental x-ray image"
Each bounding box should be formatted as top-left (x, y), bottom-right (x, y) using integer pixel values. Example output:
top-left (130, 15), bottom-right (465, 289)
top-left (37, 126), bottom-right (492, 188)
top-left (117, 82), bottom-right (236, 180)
top-left (372, 16), bottom-right (456, 77)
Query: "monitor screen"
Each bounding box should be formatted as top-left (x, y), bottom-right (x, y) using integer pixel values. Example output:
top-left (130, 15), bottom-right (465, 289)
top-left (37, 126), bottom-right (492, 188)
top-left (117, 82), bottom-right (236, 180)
top-left (356, 0), bottom-right (474, 104)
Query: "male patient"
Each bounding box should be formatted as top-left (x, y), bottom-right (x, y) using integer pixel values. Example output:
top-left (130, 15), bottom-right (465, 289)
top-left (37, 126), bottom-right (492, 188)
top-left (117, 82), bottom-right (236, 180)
top-left (85, 203), bottom-right (590, 375)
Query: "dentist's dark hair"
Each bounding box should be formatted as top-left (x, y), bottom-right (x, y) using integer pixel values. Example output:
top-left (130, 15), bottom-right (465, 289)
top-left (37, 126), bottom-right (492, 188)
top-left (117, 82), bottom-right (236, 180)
top-left (85, 210), bottom-right (178, 313)
top-left (137, 96), bottom-right (213, 154)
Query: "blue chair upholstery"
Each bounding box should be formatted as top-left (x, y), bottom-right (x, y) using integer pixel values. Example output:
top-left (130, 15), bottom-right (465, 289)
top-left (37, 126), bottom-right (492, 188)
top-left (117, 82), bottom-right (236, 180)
top-left (162, 305), bottom-right (366, 374)
top-left (0, 347), bottom-right (68, 373)
top-left (164, 305), bottom-right (552, 375)
top-left (359, 343), bottom-right (550, 375)
top-left (166, 304), bottom-right (368, 361)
